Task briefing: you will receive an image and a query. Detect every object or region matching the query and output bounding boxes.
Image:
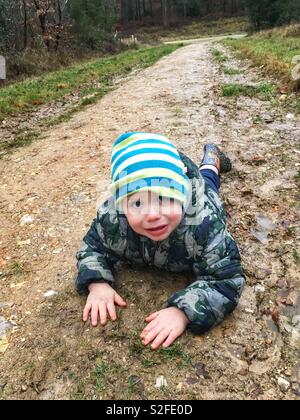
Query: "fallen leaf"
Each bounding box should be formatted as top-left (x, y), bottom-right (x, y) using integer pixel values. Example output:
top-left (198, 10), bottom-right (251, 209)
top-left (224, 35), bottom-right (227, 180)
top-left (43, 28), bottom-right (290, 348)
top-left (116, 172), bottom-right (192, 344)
top-left (271, 307), bottom-right (279, 323)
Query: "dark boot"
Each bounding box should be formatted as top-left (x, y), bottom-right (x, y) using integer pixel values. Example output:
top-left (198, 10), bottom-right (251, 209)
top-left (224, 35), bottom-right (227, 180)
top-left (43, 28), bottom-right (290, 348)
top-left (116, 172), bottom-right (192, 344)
top-left (200, 144), bottom-right (232, 174)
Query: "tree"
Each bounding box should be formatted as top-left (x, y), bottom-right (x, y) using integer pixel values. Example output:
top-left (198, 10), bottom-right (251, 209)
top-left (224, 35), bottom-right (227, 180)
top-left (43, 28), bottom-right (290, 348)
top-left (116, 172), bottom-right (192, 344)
top-left (162, 0), bottom-right (168, 27)
top-left (243, 0), bottom-right (300, 30)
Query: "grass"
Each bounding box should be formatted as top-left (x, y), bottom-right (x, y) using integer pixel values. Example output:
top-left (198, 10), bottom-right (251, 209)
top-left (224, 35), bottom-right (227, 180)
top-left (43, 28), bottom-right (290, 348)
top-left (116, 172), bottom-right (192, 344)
top-left (128, 333), bottom-right (192, 372)
top-left (158, 343), bottom-right (191, 366)
top-left (92, 361), bottom-right (122, 392)
top-left (138, 16), bottom-right (249, 43)
top-left (221, 82), bottom-right (275, 100)
top-left (222, 25), bottom-right (300, 113)
top-left (212, 48), bottom-right (228, 63)
top-left (222, 66), bottom-right (242, 75)
top-left (222, 24), bottom-right (300, 92)
top-left (0, 44), bottom-right (181, 157)
top-left (2, 260), bottom-right (24, 277)
top-left (1, 130), bottom-right (39, 153)
top-left (0, 44), bottom-right (180, 120)
top-left (293, 249), bottom-right (300, 265)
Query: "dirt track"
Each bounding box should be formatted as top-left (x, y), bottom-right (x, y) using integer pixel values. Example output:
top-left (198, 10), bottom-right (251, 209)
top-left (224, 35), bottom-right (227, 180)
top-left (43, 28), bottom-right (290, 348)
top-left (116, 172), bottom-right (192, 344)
top-left (0, 41), bottom-right (299, 400)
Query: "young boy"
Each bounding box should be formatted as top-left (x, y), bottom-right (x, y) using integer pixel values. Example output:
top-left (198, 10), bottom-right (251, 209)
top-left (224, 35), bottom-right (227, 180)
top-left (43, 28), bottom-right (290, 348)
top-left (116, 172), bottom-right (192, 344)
top-left (76, 132), bottom-right (245, 350)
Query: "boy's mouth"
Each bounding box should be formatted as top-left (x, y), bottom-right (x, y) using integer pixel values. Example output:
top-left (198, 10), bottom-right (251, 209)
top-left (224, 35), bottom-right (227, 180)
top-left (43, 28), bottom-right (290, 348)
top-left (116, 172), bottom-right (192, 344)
top-left (145, 225), bottom-right (168, 236)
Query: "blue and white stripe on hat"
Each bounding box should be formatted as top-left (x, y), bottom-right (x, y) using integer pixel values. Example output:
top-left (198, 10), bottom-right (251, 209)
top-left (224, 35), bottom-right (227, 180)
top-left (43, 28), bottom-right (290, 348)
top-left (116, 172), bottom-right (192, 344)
top-left (110, 132), bottom-right (190, 208)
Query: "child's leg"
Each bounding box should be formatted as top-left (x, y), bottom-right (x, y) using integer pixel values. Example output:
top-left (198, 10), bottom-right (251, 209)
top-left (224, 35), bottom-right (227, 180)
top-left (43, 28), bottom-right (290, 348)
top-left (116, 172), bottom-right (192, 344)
top-left (199, 144), bottom-right (232, 194)
top-left (200, 167), bottom-right (221, 194)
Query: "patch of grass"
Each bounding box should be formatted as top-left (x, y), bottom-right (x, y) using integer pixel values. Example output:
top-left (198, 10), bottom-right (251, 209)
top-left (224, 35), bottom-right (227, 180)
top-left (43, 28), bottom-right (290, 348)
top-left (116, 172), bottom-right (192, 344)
top-left (139, 17), bottom-right (249, 43)
top-left (223, 28), bottom-right (300, 92)
top-left (0, 44), bottom-right (181, 156)
top-left (80, 95), bottom-right (99, 106)
top-left (252, 114), bottom-right (264, 124)
top-left (0, 130), bottom-right (39, 157)
top-left (158, 343), bottom-right (191, 366)
top-left (3, 260), bottom-right (24, 277)
top-left (92, 362), bottom-right (110, 391)
top-left (92, 360), bottom-right (122, 392)
top-left (73, 379), bottom-right (88, 400)
top-left (293, 249), bottom-right (300, 265)
top-left (0, 44), bottom-right (180, 120)
top-left (121, 375), bottom-right (142, 399)
top-left (226, 168), bottom-right (245, 180)
top-left (222, 66), bottom-right (242, 75)
top-left (129, 339), bottom-right (145, 356)
top-left (212, 48), bottom-right (227, 63)
top-left (173, 106), bottom-right (182, 117)
top-left (222, 83), bottom-right (245, 96)
top-left (221, 82), bottom-right (275, 100)
top-left (141, 358), bottom-right (159, 368)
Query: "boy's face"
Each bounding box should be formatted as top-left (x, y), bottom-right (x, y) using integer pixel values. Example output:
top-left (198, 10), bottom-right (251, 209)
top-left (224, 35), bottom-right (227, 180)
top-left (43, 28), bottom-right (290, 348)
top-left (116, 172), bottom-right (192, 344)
top-left (122, 191), bottom-right (183, 241)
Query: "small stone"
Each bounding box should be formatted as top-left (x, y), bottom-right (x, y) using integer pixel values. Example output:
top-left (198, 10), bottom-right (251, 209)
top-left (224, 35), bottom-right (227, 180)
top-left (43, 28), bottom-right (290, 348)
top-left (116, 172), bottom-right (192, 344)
top-left (0, 302), bottom-right (14, 309)
top-left (194, 362), bottom-right (209, 379)
top-left (244, 308), bottom-right (254, 314)
top-left (254, 284), bottom-right (265, 294)
top-left (53, 248), bottom-right (63, 254)
top-left (43, 290), bottom-right (58, 298)
top-left (176, 382), bottom-right (184, 391)
top-left (20, 215), bottom-right (34, 226)
top-left (155, 375), bottom-right (167, 388)
top-left (186, 377), bottom-right (198, 385)
top-left (286, 113), bottom-right (294, 120)
top-left (0, 316), bottom-right (14, 339)
top-left (278, 376), bottom-right (290, 392)
top-left (262, 113), bottom-right (274, 123)
top-left (17, 239), bottom-right (31, 246)
top-left (21, 385), bottom-right (27, 392)
top-left (128, 375), bottom-right (141, 385)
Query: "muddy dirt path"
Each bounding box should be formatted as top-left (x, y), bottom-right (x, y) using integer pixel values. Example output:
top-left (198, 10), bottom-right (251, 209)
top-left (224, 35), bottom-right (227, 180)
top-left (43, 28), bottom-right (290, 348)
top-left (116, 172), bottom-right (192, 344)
top-left (0, 41), bottom-right (299, 400)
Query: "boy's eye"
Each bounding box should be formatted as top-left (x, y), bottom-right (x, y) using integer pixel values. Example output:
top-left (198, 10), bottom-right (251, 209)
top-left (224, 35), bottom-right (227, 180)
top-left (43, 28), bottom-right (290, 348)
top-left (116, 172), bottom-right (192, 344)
top-left (131, 199), bottom-right (142, 208)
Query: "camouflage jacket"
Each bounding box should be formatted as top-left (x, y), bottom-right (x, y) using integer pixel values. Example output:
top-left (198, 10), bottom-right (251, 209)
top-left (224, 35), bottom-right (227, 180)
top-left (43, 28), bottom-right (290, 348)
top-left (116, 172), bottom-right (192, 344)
top-left (75, 152), bottom-right (245, 334)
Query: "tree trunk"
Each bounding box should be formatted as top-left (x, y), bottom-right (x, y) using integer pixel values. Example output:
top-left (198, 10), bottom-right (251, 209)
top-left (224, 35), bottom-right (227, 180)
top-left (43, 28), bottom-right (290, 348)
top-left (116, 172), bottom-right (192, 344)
top-left (33, 0), bottom-right (51, 50)
top-left (183, 0), bottom-right (187, 22)
top-left (121, 0), bottom-right (129, 23)
top-left (162, 0), bottom-right (168, 27)
top-left (231, 0), bottom-right (235, 15)
top-left (22, 0), bottom-right (28, 49)
top-left (149, 0), bottom-right (153, 17)
top-left (136, 0), bottom-right (141, 20)
top-left (54, 0), bottom-right (62, 51)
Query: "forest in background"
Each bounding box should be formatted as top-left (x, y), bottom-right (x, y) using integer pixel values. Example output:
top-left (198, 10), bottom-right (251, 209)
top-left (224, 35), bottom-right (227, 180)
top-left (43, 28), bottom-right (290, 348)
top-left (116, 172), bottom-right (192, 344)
top-left (1, 1), bottom-right (299, 52)
top-left (0, 0), bottom-right (299, 82)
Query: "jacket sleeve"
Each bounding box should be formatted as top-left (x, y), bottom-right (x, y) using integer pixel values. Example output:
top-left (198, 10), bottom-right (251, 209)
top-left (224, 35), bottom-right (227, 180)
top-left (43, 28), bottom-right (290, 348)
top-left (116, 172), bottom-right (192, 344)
top-left (167, 217), bottom-right (245, 334)
top-left (75, 202), bottom-right (123, 294)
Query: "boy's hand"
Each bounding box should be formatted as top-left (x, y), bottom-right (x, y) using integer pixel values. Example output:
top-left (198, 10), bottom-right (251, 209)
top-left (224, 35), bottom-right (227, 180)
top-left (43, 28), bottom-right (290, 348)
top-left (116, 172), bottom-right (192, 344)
top-left (140, 307), bottom-right (189, 350)
top-left (83, 282), bottom-right (127, 327)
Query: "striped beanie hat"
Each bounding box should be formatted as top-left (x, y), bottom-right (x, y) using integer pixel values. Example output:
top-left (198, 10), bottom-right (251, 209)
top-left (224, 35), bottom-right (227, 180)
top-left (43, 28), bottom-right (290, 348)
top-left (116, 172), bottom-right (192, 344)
top-left (110, 132), bottom-right (191, 209)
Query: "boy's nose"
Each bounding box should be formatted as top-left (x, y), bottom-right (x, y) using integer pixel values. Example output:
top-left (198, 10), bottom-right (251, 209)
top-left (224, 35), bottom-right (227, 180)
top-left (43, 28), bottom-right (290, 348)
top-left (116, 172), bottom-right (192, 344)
top-left (146, 209), bottom-right (161, 222)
